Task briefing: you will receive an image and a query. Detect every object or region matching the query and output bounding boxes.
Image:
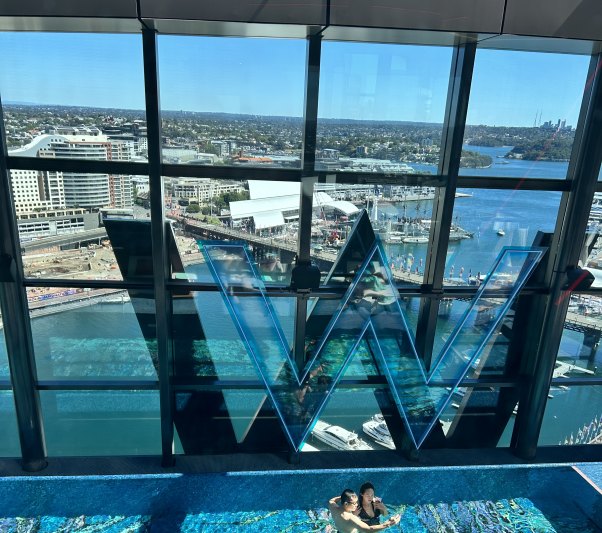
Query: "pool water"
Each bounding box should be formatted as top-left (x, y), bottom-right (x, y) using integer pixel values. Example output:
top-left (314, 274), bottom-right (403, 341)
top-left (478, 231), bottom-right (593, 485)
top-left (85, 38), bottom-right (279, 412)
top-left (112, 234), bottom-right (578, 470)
top-left (0, 464), bottom-right (599, 532)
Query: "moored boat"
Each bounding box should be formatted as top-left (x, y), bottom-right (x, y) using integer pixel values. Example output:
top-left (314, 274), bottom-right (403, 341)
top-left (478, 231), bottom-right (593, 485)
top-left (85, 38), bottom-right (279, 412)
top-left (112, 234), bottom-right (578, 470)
top-left (311, 420), bottom-right (373, 451)
top-left (362, 414), bottom-right (395, 450)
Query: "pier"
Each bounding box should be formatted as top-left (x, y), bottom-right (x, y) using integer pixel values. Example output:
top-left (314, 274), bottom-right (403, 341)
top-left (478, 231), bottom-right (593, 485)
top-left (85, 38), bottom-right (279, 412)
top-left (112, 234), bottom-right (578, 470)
top-left (179, 216), bottom-right (428, 285)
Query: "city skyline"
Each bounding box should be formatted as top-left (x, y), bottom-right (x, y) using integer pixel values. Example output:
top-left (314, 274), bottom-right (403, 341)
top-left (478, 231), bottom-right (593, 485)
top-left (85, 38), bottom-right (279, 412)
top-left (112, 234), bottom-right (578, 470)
top-left (0, 32), bottom-right (591, 127)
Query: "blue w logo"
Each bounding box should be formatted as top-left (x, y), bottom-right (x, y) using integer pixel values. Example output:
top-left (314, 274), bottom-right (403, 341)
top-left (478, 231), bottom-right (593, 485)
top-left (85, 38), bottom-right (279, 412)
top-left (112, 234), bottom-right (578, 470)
top-left (194, 239), bottom-right (543, 451)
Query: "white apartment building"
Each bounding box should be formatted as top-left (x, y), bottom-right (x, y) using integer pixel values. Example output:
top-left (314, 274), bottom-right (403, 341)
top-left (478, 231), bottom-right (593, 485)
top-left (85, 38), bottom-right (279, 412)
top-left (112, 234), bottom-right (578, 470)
top-left (9, 132), bottom-right (133, 210)
top-left (10, 168), bottom-right (65, 213)
top-left (171, 178), bottom-right (245, 202)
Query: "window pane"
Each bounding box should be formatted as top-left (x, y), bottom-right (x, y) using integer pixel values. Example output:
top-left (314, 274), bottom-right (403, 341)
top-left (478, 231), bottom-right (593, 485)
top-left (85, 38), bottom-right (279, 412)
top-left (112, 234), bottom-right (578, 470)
top-left (158, 36), bottom-right (306, 168)
top-left (28, 288), bottom-right (157, 382)
top-left (438, 387), bottom-right (516, 448)
top-left (311, 183), bottom-right (438, 287)
top-left (433, 297), bottom-right (517, 378)
top-left (462, 49), bottom-right (590, 179)
top-left (0, 308), bottom-right (8, 381)
top-left (444, 189), bottom-right (561, 285)
top-left (0, 308), bottom-right (20, 457)
top-left (555, 294), bottom-right (602, 378)
top-left (0, 391), bottom-right (20, 457)
top-left (16, 173), bottom-right (151, 281)
top-left (0, 33), bottom-right (146, 159)
top-left (587, 192), bottom-right (602, 286)
top-left (538, 385), bottom-right (602, 446)
top-left (171, 178), bottom-right (300, 284)
top-left (40, 390), bottom-right (161, 456)
top-left (317, 42), bottom-right (453, 174)
top-left (313, 388), bottom-right (396, 451)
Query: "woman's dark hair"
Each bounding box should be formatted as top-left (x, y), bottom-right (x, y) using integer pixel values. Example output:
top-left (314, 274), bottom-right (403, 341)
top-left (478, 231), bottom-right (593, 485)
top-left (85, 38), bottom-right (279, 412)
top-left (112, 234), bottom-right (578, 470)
top-left (359, 482), bottom-right (375, 496)
top-left (341, 489), bottom-right (357, 505)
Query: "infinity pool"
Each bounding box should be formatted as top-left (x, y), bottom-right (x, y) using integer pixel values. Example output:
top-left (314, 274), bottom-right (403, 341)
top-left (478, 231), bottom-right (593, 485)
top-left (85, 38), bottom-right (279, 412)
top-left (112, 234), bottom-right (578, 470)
top-left (0, 464), bottom-right (599, 531)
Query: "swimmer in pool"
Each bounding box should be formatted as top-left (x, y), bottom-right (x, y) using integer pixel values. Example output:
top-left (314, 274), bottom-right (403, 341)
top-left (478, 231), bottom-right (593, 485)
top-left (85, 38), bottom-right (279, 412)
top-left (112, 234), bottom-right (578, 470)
top-left (328, 489), bottom-right (400, 532)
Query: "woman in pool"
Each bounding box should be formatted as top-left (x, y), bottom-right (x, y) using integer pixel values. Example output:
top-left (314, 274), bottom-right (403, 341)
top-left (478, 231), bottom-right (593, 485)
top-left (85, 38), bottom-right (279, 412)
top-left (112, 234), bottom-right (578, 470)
top-left (328, 489), bottom-right (399, 532)
top-left (355, 482), bottom-right (388, 526)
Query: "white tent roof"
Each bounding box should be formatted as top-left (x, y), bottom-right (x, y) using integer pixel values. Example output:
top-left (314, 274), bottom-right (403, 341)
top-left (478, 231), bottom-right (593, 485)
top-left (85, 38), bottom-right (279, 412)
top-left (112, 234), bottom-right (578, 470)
top-left (253, 211), bottom-right (285, 229)
top-left (230, 181), bottom-right (359, 229)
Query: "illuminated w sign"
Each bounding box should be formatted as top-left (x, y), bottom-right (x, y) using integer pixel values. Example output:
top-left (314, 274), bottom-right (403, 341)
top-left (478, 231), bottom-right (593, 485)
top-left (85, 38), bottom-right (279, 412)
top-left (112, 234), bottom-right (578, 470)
top-left (196, 240), bottom-right (543, 451)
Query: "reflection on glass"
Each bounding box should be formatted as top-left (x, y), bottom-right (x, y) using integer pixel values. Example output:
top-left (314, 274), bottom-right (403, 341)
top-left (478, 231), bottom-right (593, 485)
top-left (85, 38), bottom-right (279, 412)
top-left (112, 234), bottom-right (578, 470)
top-left (312, 184), bottom-right (436, 286)
top-left (17, 172), bottom-right (151, 281)
top-left (0, 309), bottom-right (8, 380)
top-left (438, 387), bottom-right (516, 447)
top-left (556, 294), bottom-right (602, 378)
top-left (0, 391), bottom-right (21, 456)
top-left (40, 390), bottom-right (161, 456)
top-left (309, 388), bottom-right (395, 451)
top-left (171, 179), bottom-right (306, 284)
top-left (462, 49), bottom-right (589, 179)
top-left (199, 239), bottom-right (541, 450)
top-left (539, 385), bottom-right (602, 446)
top-left (317, 42), bottom-right (453, 174)
top-left (158, 36), bottom-right (305, 168)
top-left (28, 289), bottom-right (157, 381)
top-left (434, 297), bottom-right (513, 377)
top-left (585, 192), bottom-right (602, 287)
top-left (444, 189), bottom-right (560, 285)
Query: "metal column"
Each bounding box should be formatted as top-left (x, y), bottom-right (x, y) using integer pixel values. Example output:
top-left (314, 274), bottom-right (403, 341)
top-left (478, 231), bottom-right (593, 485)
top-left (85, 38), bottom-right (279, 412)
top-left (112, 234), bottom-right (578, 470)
top-left (0, 94), bottom-right (47, 471)
top-left (415, 40), bottom-right (477, 369)
top-left (293, 33), bottom-right (322, 370)
top-left (514, 54), bottom-right (602, 459)
top-left (142, 28), bottom-right (175, 466)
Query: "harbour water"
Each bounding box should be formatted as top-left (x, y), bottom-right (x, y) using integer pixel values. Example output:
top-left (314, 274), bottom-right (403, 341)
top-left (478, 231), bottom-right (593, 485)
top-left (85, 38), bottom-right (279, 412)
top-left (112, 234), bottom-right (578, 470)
top-left (0, 145), bottom-right (599, 454)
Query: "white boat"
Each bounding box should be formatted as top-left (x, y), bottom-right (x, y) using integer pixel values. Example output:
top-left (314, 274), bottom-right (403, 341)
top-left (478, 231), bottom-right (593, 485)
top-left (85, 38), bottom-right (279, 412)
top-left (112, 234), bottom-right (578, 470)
top-left (362, 414), bottom-right (395, 450)
top-left (496, 228), bottom-right (505, 236)
top-left (311, 420), bottom-right (373, 451)
top-left (403, 235), bottom-right (429, 244)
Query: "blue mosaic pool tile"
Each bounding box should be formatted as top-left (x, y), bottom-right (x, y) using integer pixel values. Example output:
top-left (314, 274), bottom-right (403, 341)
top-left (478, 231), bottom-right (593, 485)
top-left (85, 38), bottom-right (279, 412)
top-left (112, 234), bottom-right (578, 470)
top-left (0, 515), bottom-right (150, 532)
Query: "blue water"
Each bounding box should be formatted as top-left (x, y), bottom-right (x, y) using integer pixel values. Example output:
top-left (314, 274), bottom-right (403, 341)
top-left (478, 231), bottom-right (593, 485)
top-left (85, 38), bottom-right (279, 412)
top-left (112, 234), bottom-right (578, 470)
top-left (412, 144), bottom-right (569, 179)
top-left (0, 465), bottom-right (599, 531)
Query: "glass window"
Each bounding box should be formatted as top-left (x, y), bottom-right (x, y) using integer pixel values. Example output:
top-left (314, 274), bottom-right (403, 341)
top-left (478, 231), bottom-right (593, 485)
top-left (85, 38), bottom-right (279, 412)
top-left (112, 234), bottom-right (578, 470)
top-left (28, 288), bottom-right (157, 382)
top-left (462, 49), bottom-right (590, 179)
top-left (0, 32), bottom-right (146, 160)
top-left (317, 42), bottom-right (454, 174)
top-left (433, 297), bottom-right (515, 378)
top-left (585, 193), bottom-right (602, 286)
top-left (40, 390), bottom-right (161, 456)
top-left (444, 189), bottom-right (561, 285)
top-left (0, 308), bottom-right (9, 381)
top-left (15, 172), bottom-right (151, 281)
top-left (0, 391), bottom-right (21, 457)
top-left (0, 309), bottom-right (20, 457)
top-left (538, 385), bottom-right (602, 446)
top-left (158, 36), bottom-right (306, 168)
top-left (555, 294), bottom-right (602, 378)
top-left (438, 387), bottom-right (517, 447)
top-left (168, 178), bottom-right (297, 284)
top-left (313, 388), bottom-right (396, 451)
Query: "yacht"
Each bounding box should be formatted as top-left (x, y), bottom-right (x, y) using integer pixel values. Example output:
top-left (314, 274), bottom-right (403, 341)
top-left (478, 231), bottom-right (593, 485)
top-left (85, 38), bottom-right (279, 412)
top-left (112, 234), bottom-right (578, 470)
top-left (496, 228), bottom-right (505, 236)
top-left (403, 235), bottom-right (429, 244)
top-left (362, 414), bottom-right (395, 450)
top-left (311, 420), bottom-right (373, 451)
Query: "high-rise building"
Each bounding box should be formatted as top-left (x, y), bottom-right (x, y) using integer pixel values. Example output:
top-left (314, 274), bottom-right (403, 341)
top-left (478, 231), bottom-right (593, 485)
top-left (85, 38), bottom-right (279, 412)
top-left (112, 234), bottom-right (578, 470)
top-left (9, 131), bottom-right (133, 210)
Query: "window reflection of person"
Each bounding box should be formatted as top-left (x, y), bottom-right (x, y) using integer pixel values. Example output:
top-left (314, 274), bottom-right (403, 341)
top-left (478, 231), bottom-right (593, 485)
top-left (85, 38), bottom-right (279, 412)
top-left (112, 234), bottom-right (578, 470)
top-left (358, 263), bottom-right (400, 343)
top-left (328, 490), bottom-right (400, 532)
top-left (295, 364), bottom-right (331, 420)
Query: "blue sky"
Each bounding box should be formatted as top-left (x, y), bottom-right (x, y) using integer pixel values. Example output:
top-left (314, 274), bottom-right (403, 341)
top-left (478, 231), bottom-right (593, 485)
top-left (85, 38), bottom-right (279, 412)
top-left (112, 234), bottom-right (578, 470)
top-left (0, 32), bottom-right (591, 127)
